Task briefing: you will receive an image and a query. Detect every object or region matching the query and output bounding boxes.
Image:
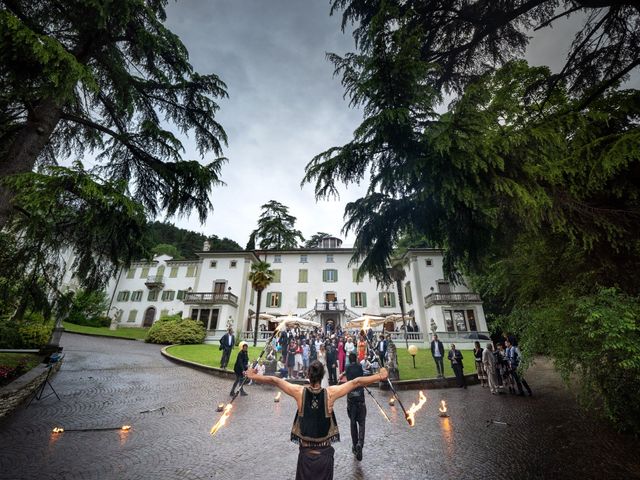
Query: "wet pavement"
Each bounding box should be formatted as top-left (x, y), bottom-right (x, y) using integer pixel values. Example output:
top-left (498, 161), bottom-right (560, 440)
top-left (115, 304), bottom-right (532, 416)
top-left (0, 333), bottom-right (638, 480)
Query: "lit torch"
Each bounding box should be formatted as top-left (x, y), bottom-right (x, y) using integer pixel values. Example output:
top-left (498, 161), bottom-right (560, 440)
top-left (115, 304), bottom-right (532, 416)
top-left (359, 317), bottom-right (412, 425)
top-left (438, 400), bottom-right (449, 417)
top-left (52, 427), bottom-right (64, 434)
top-left (121, 425), bottom-right (131, 431)
top-left (210, 321), bottom-right (286, 437)
top-left (274, 392), bottom-right (281, 403)
top-left (210, 403), bottom-right (233, 436)
top-left (406, 391), bottom-right (427, 427)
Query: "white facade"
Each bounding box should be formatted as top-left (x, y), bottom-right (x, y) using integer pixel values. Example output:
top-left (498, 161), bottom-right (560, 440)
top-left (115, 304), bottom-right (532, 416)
top-left (102, 238), bottom-right (487, 347)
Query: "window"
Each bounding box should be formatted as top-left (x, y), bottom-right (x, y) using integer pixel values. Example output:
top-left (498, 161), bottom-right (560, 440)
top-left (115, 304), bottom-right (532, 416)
top-left (326, 254), bottom-right (334, 263)
top-left (117, 291), bottom-right (130, 302)
top-left (444, 310), bottom-right (455, 332)
top-left (467, 310), bottom-right (477, 331)
top-left (191, 309), bottom-right (199, 321)
top-left (126, 268), bottom-right (136, 279)
top-left (140, 267), bottom-right (149, 278)
top-left (156, 265), bottom-right (165, 277)
top-left (273, 254), bottom-right (282, 263)
top-left (350, 292), bottom-right (367, 308)
top-left (425, 258), bottom-right (433, 267)
top-left (131, 290), bottom-right (143, 302)
top-left (213, 281), bottom-right (226, 294)
top-left (322, 269), bottom-right (338, 282)
top-left (230, 260), bottom-right (237, 268)
top-left (169, 266), bottom-right (179, 278)
top-left (127, 310), bottom-right (138, 323)
top-left (352, 269), bottom-right (361, 283)
top-left (437, 280), bottom-right (451, 294)
top-left (186, 265), bottom-right (197, 277)
top-left (210, 260), bottom-right (217, 268)
top-left (444, 309), bottom-right (469, 332)
top-left (272, 269), bottom-right (281, 283)
top-left (297, 292), bottom-right (307, 309)
top-left (299, 254), bottom-right (308, 263)
top-left (162, 290), bottom-right (175, 301)
top-left (267, 292), bottom-right (282, 308)
top-left (176, 290), bottom-right (187, 300)
top-left (379, 292), bottom-right (396, 308)
top-left (148, 290), bottom-right (159, 301)
top-left (298, 269), bottom-right (308, 283)
top-left (404, 282), bottom-right (413, 304)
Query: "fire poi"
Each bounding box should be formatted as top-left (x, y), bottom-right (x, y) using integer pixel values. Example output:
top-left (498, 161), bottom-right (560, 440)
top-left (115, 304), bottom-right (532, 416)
top-left (439, 400), bottom-right (449, 417)
top-left (406, 391), bottom-right (427, 426)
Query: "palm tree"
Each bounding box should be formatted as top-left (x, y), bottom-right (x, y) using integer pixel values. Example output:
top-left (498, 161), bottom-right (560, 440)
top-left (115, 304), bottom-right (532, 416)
top-left (248, 261), bottom-right (274, 347)
top-left (388, 253), bottom-right (409, 349)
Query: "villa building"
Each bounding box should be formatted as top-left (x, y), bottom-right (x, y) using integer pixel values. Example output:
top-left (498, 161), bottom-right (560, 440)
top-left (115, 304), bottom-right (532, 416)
top-left (104, 236), bottom-right (488, 347)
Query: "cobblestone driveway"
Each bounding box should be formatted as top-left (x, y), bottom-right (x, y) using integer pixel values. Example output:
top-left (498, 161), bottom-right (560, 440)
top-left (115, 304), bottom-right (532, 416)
top-left (0, 333), bottom-right (638, 480)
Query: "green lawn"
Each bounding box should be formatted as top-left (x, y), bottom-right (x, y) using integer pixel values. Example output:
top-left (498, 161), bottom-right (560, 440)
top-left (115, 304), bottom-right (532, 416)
top-left (0, 352), bottom-right (42, 369)
top-left (166, 344), bottom-right (473, 380)
top-left (63, 322), bottom-right (149, 340)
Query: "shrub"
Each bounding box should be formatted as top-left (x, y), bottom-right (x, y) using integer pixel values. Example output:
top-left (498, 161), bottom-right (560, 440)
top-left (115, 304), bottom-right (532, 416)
top-left (66, 289), bottom-right (109, 327)
top-left (145, 314), bottom-right (205, 345)
top-left (0, 311), bottom-right (54, 349)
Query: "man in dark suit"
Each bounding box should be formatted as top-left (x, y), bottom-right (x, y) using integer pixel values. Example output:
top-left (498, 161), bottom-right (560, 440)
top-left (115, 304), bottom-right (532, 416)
top-left (430, 334), bottom-right (445, 378)
top-left (448, 343), bottom-right (466, 388)
top-left (375, 334), bottom-right (387, 367)
top-left (326, 340), bottom-right (338, 385)
top-left (231, 342), bottom-right (249, 396)
top-left (341, 352), bottom-right (367, 461)
top-left (219, 327), bottom-right (235, 369)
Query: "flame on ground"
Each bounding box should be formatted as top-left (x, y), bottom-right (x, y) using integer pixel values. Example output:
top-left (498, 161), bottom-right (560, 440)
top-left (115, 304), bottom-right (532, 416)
top-left (439, 400), bottom-right (447, 414)
top-left (52, 427), bottom-right (64, 433)
top-left (210, 403), bottom-right (233, 436)
top-left (121, 425), bottom-right (131, 431)
top-left (274, 392), bottom-right (281, 402)
top-left (405, 391), bottom-right (427, 427)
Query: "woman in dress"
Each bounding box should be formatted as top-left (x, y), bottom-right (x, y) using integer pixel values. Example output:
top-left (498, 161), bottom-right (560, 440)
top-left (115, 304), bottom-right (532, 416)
top-left (317, 344), bottom-right (329, 388)
top-left (357, 333), bottom-right (367, 363)
top-left (344, 336), bottom-right (355, 367)
top-left (473, 341), bottom-right (487, 387)
top-left (287, 340), bottom-right (297, 379)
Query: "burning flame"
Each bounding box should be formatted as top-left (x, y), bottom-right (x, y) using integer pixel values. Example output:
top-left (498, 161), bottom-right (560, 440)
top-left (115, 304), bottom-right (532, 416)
top-left (121, 425), bottom-right (131, 431)
top-left (52, 427), bottom-right (64, 433)
top-left (389, 397), bottom-right (395, 406)
top-left (210, 403), bottom-right (233, 436)
top-left (274, 392), bottom-right (281, 402)
top-left (439, 400), bottom-right (447, 414)
top-left (405, 391), bottom-right (427, 427)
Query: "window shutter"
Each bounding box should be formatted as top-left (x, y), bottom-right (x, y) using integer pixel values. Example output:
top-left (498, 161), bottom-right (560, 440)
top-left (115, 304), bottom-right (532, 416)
top-left (405, 284), bottom-right (413, 304)
top-left (156, 266), bottom-right (165, 277)
top-left (140, 267), bottom-right (149, 278)
top-left (322, 270), bottom-right (328, 282)
top-left (127, 310), bottom-right (137, 322)
top-left (170, 267), bottom-right (178, 278)
top-left (272, 269), bottom-right (281, 283)
top-left (176, 290), bottom-right (185, 300)
top-left (379, 292), bottom-right (384, 306)
top-left (297, 292), bottom-right (307, 309)
top-left (350, 292), bottom-right (356, 307)
top-left (390, 293), bottom-right (396, 308)
top-left (266, 292), bottom-right (272, 307)
top-left (334, 270), bottom-right (338, 282)
top-left (127, 269), bottom-right (135, 279)
top-left (362, 293), bottom-right (367, 308)
top-left (276, 292), bottom-right (282, 308)
top-left (298, 269), bottom-right (308, 283)
top-left (352, 269), bottom-right (359, 282)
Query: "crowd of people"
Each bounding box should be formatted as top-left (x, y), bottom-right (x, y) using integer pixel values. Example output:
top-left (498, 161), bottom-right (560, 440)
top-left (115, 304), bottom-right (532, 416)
top-left (431, 333), bottom-right (533, 396)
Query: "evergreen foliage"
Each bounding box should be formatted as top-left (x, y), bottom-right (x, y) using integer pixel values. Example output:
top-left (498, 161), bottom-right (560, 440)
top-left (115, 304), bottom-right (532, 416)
top-left (145, 221), bottom-right (242, 258)
top-left (304, 232), bottom-right (332, 248)
top-left (66, 289), bottom-right (110, 327)
top-left (247, 200), bottom-right (304, 250)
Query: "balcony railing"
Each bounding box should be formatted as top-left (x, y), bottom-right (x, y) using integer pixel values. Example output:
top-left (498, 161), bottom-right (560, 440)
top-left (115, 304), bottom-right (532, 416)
top-left (315, 300), bottom-right (346, 312)
top-left (144, 275), bottom-right (165, 288)
top-left (183, 292), bottom-right (238, 307)
top-left (242, 330), bottom-right (275, 341)
top-left (424, 292), bottom-right (482, 308)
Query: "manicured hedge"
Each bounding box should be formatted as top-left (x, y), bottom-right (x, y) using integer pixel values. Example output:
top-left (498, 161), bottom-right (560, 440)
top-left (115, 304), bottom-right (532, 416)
top-left (145, 314), bottom-right (205, 345)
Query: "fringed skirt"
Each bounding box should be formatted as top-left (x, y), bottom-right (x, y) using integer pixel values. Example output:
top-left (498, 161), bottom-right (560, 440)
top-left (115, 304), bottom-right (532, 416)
top-left (295, 446), bottom-right (335, 480)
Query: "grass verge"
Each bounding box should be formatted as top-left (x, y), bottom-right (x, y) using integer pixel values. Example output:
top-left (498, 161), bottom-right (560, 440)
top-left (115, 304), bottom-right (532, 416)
top-left (63, 322), bottom-right (149, 340)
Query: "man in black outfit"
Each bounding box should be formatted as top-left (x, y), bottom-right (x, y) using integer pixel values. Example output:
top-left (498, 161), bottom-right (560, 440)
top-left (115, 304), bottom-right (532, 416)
top-left (341, 352), bottom-right (367, 461)
top-left (219, 327), bottom-right (235, 369)
top-left (375, 334), bottom-right (387, 367)
top-left (230, 342), bottom-right (249, 396)
top-left (326, 340), bottom-right (338, 385)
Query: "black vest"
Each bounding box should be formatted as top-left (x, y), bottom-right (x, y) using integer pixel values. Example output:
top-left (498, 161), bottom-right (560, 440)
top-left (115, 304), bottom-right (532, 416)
top-left (290, 387), bottom-right (340, 447)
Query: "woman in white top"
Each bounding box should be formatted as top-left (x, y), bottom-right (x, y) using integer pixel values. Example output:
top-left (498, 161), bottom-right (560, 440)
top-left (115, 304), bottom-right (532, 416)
top-left (317, 344), bottom-right (329, 388)
top-left (344, 336), bottom-right (355, 367)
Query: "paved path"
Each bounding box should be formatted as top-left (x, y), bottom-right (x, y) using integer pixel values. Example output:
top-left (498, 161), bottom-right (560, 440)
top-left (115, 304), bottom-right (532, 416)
top-left (1, 333), bottom-right (638, 480)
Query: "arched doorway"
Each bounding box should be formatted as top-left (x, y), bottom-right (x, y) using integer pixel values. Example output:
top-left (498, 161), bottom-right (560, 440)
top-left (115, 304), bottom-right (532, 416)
top-left (143, 307), bottom-right (156, 327)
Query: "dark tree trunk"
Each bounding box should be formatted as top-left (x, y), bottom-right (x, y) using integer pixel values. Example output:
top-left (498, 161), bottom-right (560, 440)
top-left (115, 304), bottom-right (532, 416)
top-left (253, 288), bottom-right (263, 347)
top-left (0, 97), bottom-right (62, 227)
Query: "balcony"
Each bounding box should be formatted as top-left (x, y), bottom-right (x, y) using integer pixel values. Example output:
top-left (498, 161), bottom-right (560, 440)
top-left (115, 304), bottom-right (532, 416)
top-left (183, 292), bottom-right (238, 307)
top-left (424, 292), bottom-right (482, 308)
top-left (144, 275), bottom-right (165, 289)
top-left (314, 300), bottom-right (346, 312)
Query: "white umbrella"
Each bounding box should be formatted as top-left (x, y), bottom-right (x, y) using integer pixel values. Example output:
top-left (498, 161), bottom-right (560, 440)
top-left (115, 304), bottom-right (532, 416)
top-left (344, 314), bottom-right (386, 329)
top-left (384, 314), bottom-right (414, 323)
top-left (249, 313), bottom-right (276, 321)
top-left (276, 314), bottom-right (321, 329)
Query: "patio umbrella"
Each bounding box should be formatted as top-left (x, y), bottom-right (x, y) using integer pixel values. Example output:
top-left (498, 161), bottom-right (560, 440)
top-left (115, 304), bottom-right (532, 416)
top-left (248, 313), bottom-right (276, 321)
top-left (344, 314), bottom-right (386, 329)
top-left (276, 314), bottom-right (321, 329)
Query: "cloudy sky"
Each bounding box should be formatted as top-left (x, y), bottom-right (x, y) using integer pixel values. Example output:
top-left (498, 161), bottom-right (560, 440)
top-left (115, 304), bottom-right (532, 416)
top-left (164, 0), bottom-right (365, 247)
top-left (160, 2), bottom-right (637, 248)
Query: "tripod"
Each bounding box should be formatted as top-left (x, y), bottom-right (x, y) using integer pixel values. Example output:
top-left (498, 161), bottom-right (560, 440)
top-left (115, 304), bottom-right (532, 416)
top-left (26, 354), bottom-right (64, 407)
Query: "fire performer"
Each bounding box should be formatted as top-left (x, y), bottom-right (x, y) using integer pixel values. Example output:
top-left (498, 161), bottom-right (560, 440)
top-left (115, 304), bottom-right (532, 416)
top-left (246, 360), bottom-right (388, 480)
top-left (230, 342), bottom-right (249, 397)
